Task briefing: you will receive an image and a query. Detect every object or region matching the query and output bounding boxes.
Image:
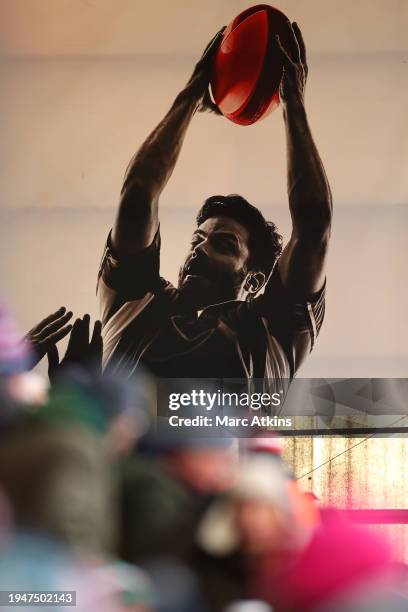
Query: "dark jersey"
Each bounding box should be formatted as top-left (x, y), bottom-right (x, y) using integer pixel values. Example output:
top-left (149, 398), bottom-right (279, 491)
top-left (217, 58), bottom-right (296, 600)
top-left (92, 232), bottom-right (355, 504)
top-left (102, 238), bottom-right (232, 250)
top-left (97, 230), bottom-right (325, 386)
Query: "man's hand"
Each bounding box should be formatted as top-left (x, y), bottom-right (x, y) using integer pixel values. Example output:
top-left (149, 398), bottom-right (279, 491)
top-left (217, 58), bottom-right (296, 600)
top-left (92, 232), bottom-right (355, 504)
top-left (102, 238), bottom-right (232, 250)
top-left (182, 27), bottom-right (226, 114)
top-left (276, 22), bottom-right (308, 106)
top-left (47, 315), bottom-right (103, 382)
top-left (24, 307), bottom-right (73, 368)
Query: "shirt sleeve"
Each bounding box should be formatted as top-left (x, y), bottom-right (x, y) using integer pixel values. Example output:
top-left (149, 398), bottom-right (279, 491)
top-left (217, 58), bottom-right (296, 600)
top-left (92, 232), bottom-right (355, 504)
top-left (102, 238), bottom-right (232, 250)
top-left (97, 228), bottom-right (161, 300)
top-left (96, 228), bottom-right (162, 326)
top-left (254, 264), bottom-right (326, 375)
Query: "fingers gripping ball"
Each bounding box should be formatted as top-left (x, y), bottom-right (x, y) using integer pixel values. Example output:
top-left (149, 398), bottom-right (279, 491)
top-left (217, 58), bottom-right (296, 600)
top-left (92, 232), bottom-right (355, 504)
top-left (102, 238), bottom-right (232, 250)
top-left (210, 4), bottom-right (291, 125)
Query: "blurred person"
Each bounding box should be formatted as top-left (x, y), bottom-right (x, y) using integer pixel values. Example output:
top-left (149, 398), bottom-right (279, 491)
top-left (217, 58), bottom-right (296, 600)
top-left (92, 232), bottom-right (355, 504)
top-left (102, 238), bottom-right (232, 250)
top-left (120, 433), bottom-right (237, 566)
top-left (98, 22), bottom-right (331, 386)
top-left (1, 313), bottom-right (117, 551)
top-left (119, 451), bottom-right (205, 610)
top-left (1, 307), bottom-right (158, 610)
top-left (119, 434), bottom-right (238, 612)
top-left (195, 454), bottom-right (313, 611)
top-left (272, 513), bottom-right (408, 612)
top-left (0, 418), bottom-right (116, 555)
top-left (0, 375), bottom-right (156, 611)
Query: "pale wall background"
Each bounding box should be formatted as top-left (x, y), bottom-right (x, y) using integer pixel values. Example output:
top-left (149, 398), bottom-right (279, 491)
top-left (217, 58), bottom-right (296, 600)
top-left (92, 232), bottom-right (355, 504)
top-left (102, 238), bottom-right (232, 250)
top-left (1, 0), bottom-right (407, 556)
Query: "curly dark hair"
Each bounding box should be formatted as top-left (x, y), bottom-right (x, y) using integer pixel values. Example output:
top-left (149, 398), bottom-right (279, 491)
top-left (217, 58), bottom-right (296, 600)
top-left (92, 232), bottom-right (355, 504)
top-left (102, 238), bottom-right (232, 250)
top-left (196, 194), bottom-right (283, 277)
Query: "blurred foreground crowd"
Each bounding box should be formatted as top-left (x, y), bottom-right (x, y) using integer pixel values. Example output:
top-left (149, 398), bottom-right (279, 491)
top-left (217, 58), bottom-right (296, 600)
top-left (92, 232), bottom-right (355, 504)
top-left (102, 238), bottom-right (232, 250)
top-left (0, 305), bottom-right (407, 612)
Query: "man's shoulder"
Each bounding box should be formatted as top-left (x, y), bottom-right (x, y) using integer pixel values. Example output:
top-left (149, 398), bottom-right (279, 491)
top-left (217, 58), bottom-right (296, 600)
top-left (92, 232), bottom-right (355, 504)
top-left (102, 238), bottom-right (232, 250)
top-left (99, 275), bottom-right (178, 329)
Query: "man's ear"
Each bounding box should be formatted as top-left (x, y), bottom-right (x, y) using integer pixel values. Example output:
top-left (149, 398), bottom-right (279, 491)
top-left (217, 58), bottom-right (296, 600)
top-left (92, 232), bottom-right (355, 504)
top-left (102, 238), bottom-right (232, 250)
top-left (243, 271), bottom-right (266, 294)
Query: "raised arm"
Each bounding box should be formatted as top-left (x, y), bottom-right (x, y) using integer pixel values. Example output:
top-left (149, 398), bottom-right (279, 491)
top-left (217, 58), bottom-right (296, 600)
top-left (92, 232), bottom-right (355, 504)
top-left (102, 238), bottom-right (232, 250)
top-left (112, 29), bottom-right (225, 256)
top-left (276, 22), bottom-right (332, 299)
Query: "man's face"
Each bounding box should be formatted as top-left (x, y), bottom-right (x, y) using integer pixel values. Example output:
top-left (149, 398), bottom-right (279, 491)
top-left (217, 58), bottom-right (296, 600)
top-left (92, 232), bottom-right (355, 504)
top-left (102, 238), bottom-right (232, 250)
top-left (167, 447), bottom-right (238, 495)
top-left (234, 499), bottom-right (289, 556)
top-left (178, 216), bottom-right (250, 307)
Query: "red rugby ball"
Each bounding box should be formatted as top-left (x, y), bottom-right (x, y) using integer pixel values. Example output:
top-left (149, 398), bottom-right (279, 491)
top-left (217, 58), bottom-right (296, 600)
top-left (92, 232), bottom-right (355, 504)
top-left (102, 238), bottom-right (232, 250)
top-left (211, 4), bottom-right (291, 125)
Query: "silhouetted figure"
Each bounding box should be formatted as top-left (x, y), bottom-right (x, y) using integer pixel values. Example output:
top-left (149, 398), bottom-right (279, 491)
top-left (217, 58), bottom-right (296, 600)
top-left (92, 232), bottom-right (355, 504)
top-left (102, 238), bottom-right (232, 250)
top-left (97, 24), bottom-right (331, 387)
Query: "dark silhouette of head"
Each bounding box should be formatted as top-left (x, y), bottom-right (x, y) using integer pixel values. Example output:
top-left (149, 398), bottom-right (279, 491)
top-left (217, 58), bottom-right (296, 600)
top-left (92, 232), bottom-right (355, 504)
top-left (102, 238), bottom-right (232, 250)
top-left (178, 195), bottom-right (283, 307)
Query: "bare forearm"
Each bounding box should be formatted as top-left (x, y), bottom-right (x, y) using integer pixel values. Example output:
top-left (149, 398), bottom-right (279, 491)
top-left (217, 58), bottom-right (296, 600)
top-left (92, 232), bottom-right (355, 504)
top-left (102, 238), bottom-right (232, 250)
top-left (113, 28), bottom-right (224, 254)
top-left (284, 99), bottom-right (332, 236)
top-left (122, 92), bottom-right (199, 199)
top-left (113, 89), bottom-right (199, 253)
top-left (275, 22), bottom-right (331, 297)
